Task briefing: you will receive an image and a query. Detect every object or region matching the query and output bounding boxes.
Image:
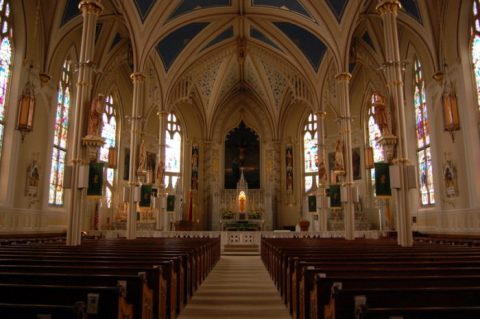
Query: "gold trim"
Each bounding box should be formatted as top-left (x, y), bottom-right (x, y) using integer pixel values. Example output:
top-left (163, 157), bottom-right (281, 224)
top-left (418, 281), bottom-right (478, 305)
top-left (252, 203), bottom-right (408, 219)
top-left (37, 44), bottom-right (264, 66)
top-left (79, 1), bottom-right (103, 15)
top-left (335, 73), bottom-right (352, 82)
top-left (376, 0), bottom-right (401, 15)
top-left (130, 72), bottom-right (146, 83)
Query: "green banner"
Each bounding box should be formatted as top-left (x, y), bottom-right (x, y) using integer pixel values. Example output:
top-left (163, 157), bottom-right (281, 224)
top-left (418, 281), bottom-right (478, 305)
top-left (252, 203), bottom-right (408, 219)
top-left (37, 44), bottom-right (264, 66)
top-left (87, 163), bottom-right (104, 198)
top-left (329, 184), bottom-right (341, 208)
top-left (167, 195), bottom-right (175, 212)
top-left (308, 195), bottom-right (316, 212)
top-left (375, 162), bottom-right (391, 197)
top-left (139, 184), bottom-right (152, 207)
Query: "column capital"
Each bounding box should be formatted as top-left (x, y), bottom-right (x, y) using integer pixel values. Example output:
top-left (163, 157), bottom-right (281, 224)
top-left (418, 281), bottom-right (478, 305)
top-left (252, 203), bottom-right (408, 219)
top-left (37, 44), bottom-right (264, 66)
top-left (335, 72), bottom-right (352, 82)
top-left (79, 1), bottom-right (103, 15)
top-left (130, 72), bottom-right (146, 83)
top-left (157, 110), bottom-right (169, 117)
top-left (376, 0), bottom-right (401, 15)
top-left (315, 111), bottom-right (327, 119)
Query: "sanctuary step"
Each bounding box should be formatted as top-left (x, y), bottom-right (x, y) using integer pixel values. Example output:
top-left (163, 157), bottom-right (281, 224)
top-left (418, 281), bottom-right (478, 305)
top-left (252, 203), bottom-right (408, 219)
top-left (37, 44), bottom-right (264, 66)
top-left (223, 244), bottom-right (260, 256)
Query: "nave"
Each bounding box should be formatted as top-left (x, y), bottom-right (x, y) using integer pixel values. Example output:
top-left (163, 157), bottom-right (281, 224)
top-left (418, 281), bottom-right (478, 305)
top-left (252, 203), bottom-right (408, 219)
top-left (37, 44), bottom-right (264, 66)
top-left (179, 255), bottom-right (290, 319)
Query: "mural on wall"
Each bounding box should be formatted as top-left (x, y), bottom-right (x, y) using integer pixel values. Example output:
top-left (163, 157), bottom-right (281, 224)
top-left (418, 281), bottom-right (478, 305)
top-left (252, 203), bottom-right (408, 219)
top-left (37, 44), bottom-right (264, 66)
top-left (443, 159), bottom-right (458, 198)
top-left (25, 154), bottom-right (40, 199)
top-left (123, 148), bottom-right (130, 180)
top-left (224, 121), bottom-right (260, 189)
top-left (191, 144), bottom-right (199, 190)
top-left (286, 144), bottom-right (293, 191)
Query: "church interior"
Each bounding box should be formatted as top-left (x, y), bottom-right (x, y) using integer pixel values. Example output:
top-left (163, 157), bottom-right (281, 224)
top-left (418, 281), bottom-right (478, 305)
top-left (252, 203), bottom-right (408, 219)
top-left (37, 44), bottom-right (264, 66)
top-left (0, 0), bottom-right (480, 318)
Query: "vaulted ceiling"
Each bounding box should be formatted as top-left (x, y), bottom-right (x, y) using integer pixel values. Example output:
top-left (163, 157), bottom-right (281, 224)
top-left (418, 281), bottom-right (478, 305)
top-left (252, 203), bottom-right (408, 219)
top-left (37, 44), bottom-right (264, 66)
top-left (54, 0), bottom-right (430, 130)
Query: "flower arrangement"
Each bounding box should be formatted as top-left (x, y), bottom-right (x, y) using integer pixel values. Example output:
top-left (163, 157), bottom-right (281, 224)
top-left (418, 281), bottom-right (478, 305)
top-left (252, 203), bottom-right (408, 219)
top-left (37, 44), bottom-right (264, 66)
top-left (222, 210), bottom-right (235, 219)
top-left (248, 211), bottom-right (262, 219)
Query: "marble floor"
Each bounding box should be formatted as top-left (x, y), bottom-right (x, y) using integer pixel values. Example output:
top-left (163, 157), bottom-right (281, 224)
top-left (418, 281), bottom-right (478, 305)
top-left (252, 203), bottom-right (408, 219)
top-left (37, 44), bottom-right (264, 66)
top-left (178, 255), bottom-right (291, 319)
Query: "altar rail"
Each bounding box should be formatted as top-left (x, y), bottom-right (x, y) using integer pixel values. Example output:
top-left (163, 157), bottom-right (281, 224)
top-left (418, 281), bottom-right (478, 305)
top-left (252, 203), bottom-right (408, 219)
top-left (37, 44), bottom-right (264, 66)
top-left (87, 230), bottom-right (388, 252)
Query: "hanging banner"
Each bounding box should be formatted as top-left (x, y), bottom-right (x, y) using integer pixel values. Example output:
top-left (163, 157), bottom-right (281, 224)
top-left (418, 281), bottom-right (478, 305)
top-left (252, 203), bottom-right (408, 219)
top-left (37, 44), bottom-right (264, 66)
top-left (286, 144), bottom-right (293, 190)
top-left (329, 184), bottom-right (341, 208)
top-left (191, 145), bottom-right (199, 190)
top-left (166, 195), bottom-right (175, 212)
top-left (139, 184), bottom-right (152, 207)
top-left (308, 195), bottom-right (316, 212)
top-left (374, 162), bottom-right (392, 197)
top-left (87, 163), bottom-right (104, 198)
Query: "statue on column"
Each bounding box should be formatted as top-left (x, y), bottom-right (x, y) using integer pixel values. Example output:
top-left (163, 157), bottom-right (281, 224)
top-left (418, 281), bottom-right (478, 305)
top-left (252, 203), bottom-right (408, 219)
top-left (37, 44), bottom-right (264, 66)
top-left (372, 92), bottom-right (390, 135)
top-left (334, 139), bottom-right (345, 171)
top-left (87, 93), bottom-right (105, 137)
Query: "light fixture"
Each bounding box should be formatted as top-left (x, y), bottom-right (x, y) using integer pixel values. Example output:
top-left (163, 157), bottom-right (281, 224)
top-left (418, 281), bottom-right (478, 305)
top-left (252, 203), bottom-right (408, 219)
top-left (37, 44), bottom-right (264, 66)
top-left (364, 146), bottom-right (374, 169)
top-left (107, 147), bottom-right (117, 169)
top-left (16, 65), bottom-right (36, 142)
top-left (441, 66), bottom-right (460, 142)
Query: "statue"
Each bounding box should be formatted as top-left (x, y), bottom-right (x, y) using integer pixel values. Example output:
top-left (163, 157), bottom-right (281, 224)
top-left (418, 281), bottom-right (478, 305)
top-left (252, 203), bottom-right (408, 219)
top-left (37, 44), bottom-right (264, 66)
top-left (156, 160), bottom-right (165, 185)
top-left (318, 160), bottom-right (327, 185)
top-left (25, 157), bottom-right (40, 197)
top-left (137, 138), bottom-right (147, 172)
top-left (87, 94), bottom-right (105, 137)
top-left (334, 139), bottom-right (344, 171)
top-left (372, 93), bottom-right (390, 135)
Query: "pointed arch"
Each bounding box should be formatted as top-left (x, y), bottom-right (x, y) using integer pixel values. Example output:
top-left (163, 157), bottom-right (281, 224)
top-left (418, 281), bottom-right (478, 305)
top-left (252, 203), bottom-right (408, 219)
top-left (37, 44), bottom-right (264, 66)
top-left (0, 0), bottom-right (13, 162)
top-left (303, 112), bottom-right (318, 193)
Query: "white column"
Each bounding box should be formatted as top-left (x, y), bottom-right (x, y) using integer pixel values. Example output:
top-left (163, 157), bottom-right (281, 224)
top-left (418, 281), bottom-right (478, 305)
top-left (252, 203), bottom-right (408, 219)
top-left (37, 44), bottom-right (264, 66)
top-left (316, 111), bottom-right (328, 231)
top-left (377, 0), bottom-right (413, 246)
top-left (157, 111), bottom-right (168, 230)
top-left (126, 72), bottom-right (145, 239)
top-left (336, 72), bottom-right (355, 240)
top-left (66, 0), bottom-right (102, 246)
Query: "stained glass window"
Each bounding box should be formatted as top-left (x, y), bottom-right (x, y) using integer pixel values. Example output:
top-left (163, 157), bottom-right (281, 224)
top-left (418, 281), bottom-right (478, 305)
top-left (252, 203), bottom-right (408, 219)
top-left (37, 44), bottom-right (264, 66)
top-left (0, 0), bottom-right (12, 160)
top-left (100, 95), bottom-right (116, 208)
top-left (472, 0), bottom-right (480, 110)
top-left (303, 113), bottom-right (318, 192)
top-left (165, 113), bottom-right (181, 188)
top-left (413, 58), bottom-right (435, 206)
top-left (368, 92), bottom-right (385, 188)
top-left (48, 60), bottom-right (71, 205)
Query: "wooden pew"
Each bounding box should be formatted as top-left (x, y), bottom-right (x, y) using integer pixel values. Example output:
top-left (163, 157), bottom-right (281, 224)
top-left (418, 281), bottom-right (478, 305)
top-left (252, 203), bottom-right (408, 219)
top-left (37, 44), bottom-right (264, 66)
top-left (0, 283), bottom-right (133, 319)
top-left (0, 302), bottom-right (86, 319)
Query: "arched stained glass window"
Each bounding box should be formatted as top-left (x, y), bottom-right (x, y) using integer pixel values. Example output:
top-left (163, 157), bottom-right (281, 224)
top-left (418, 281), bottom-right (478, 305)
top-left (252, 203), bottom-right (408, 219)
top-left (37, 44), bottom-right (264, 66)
top-left (0, 0), bottom-right (12, 159)
top-left (368, 92), bottom-right (385, 187)
top-left (472, 0), bottom-right (480, 110)
top-left (303, 113), bottom-right (318, 192)
top-left (165, 113), bottom-right (181, 188)
top-left (48, 60), bottom-right (71, 205)
top-left (100, 95), bottom-right (116, 208)
top-left (413, 58), bottom-right (435, 206)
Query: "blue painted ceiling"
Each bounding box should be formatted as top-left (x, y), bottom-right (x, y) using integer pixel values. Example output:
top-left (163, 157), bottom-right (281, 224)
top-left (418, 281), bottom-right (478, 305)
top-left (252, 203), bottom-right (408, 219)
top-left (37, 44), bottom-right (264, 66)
top-left (204, 26), bottom-right (234, 50)
top-left (169, 0), bottom-right (231, 20)
top-left (252, 0), bottom-right (312, 19)
top-left (61, 0), bottom-right (80, 27)
top-left (156, 23), bottom-right (209, 71)
top-left (273, 22), bottom-right (326, 72)
top-left (250, 27), bottom-right (282, 51)
top-left (134, 0), bottom-right (157, 22)
top-left (361, 31), bottom-right (374, 51)
top-left (400, 0), bottom-right (422, 24)
top-left (324, 0), bottom-right (349, 23)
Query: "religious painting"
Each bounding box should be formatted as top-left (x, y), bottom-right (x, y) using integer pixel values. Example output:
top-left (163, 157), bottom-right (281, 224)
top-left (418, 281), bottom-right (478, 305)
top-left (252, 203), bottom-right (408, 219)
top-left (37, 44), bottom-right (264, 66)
top-left (139, 184), bottom-right (152, 207)
top-left (167, 194), bottom-right (175, 212)
top-left (87, 162), bottom-right (104, 198)
top-left (286, 144), bottom-right (293, 191)
top-left (374, 162), bottom-right (391, 197)
top-left (308, 195), bottom-right (316, 212)
top-left (123, 148), bottom-right (130, 180)
top-left (443, 160), bottom-right (458, 198)
top-left (147, 152), bottom-right (157, 183)
top-left (352, 147), bottom-right (361, 180)
top-left (224, 121), bottom-right (260, 189)
top-left (191, 145), bottom-right (199, 190)
top-left (329, 184), bottom-right (341, 208)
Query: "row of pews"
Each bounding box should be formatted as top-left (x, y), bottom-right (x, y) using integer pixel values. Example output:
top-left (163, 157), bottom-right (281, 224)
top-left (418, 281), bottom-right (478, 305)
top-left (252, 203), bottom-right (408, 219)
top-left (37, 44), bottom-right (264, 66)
top-left (261, 237), bottom-right (480, 319)
top-left (0, 236), bottom-right (220, 319)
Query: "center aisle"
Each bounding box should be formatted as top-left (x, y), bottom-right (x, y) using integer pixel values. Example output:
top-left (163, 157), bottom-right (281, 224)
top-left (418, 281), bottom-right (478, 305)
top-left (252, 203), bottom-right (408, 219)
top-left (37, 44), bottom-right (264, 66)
top-left (178, 255), bottom-right (291, 319)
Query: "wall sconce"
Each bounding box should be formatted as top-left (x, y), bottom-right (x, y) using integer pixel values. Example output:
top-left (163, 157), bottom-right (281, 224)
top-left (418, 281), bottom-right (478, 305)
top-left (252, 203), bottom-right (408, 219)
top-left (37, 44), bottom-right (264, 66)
top-left (108, 147), bottom-right (117, 169)
top-left (442, 78), bottom-right (460, 142)
top-left (364, 146), bottom-right (374, 169)
top-left (16, 65), bottom-right (35, 142)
